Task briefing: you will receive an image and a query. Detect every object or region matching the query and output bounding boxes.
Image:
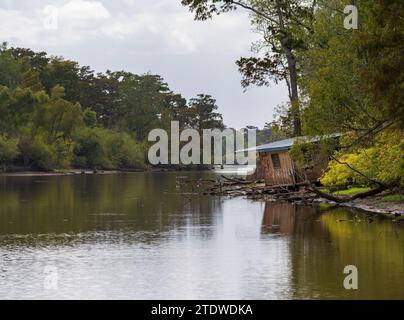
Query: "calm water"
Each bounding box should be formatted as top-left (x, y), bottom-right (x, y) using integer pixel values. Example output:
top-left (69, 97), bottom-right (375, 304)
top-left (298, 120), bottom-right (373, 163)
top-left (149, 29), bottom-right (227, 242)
top-left (0, 172), bottom-right (403, 300)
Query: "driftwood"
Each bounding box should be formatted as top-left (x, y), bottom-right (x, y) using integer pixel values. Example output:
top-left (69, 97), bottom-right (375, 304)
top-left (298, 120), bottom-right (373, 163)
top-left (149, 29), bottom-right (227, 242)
top-left (198, 176), bottom-right (316, 202)
top-left (177, 174), bottom-right (401, 205)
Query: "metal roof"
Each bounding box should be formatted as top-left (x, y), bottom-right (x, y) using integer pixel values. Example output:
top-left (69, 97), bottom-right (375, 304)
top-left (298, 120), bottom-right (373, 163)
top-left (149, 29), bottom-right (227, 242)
top-left (237, 133), bottom-right (341, 153)
top-left (255, 138), bottom-right (295, 152)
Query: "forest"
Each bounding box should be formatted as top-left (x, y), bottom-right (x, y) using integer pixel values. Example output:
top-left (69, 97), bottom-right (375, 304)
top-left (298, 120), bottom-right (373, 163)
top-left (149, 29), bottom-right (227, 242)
top-left (181, 0), bottom-right (403, 190)
top-left (0, 43), bottom-right (224, 171)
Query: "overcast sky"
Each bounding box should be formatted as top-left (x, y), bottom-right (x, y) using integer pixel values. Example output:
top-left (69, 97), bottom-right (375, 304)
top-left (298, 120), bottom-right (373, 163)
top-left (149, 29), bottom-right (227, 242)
top-left (0, 0), bottom-right (288, 129)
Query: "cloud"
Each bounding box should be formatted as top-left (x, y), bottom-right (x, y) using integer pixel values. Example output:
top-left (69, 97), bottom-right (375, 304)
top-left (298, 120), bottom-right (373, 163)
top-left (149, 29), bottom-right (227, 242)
top-left (0, 0), bottom-right (112, 46)
top-left (0, 9), bottom-right (39, 43)
top-left (0, 0), bottom-right (256, 55)
top-left (58, 0), bottom-right (111, 20)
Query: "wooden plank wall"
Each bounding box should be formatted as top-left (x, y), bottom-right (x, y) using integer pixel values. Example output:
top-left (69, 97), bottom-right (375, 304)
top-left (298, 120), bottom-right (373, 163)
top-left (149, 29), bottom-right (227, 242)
top-left (259, 151), bottom-right (295, 186)
top-left (258, 149), bottom-right (330, 186)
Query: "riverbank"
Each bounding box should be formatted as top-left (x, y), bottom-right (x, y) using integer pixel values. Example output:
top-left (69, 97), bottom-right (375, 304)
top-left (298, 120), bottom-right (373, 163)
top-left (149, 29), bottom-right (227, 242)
top-left (268, 194), bottom-right (404, 220)
top-left (0, 169), bottom-right (122, 177)
top-left (179, 176), bottom-right (404, 220)
top-left (0, 165), bottom-right (213, 177)
top-left (0, 166), bottom-right (186, 177)
top-left (335, 196), bottom-right (404, 219)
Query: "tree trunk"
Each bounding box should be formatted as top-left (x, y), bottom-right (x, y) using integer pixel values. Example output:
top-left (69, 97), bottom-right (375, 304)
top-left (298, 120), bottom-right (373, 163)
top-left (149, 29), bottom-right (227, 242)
top-left (286, 51), bottom-right (301, 136)
top-left (275, 0), bottom-right (302, 136)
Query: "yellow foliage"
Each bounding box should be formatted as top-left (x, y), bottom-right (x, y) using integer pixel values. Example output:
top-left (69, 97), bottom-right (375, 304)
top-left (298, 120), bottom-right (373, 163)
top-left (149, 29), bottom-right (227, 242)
top-left (321, 130), bottom-right (404, 186)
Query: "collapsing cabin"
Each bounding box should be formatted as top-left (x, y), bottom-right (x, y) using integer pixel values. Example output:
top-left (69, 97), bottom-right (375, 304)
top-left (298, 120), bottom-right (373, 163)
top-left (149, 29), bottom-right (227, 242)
top-left (253, 135), bottom-right (340, 186)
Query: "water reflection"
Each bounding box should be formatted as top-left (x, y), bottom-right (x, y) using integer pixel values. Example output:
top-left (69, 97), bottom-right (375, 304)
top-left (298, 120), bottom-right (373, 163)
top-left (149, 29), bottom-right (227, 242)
top-left (262, 202), bottom-right (404, 299)
top-left (0, 173), bottom-right (403, 299)
top-left (261, 202), bottom-right (323, 235)
top-left (0, 173), bottom-right (219, 239)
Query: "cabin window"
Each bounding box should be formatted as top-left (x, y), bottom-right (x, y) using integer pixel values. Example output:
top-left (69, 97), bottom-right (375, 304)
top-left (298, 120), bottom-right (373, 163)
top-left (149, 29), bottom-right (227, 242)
top-left (271, 153), bottom-right (281, 169)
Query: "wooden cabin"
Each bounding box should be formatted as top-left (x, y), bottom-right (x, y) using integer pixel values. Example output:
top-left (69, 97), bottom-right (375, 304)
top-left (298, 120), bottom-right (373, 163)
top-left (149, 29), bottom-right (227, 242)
top-left (253, 135), bottom-right (339, 187)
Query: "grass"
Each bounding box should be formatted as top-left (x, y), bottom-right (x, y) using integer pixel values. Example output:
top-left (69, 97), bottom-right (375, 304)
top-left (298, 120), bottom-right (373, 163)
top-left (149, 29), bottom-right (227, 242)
top-left (332, 187), bottom-right (370, 196)
top-left (380, 194), bottom-right (404, 203)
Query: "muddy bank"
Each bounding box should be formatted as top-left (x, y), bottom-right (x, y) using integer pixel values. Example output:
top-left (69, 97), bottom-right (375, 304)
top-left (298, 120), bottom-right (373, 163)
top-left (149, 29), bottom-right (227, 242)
top-left (337, 197), bottom-right (404, 219)
top-left (257, 193), bottom-right (403, 220)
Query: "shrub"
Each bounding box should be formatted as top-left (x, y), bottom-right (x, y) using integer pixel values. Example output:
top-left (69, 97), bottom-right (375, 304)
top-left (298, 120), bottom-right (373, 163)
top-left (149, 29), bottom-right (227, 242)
top-left (83, 108), bottom-right (97, 128)
top-left (321, 130), bottom-right (404, 187)
top-left (18, 135), bottom-right (73, 170)
top-left (73, 128), bottom-right (144, 169)
top-left (105, 132), bottom-right (144, 168)
top-left (72, 127), bottom-right (110, 168)
top-left (0, 135), bottom-right (20, 170)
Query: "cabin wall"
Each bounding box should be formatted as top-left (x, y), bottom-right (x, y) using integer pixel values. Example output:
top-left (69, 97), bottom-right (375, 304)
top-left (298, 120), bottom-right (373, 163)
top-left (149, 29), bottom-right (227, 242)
top-left (259, 150), bottom-right (295, 186)
top-left (258, 149), bottom-right (330, 186)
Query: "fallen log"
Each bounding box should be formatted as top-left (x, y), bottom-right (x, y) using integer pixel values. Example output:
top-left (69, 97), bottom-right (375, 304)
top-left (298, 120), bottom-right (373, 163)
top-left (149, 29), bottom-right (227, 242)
top-left (307, 180), bottom-right (400, 203)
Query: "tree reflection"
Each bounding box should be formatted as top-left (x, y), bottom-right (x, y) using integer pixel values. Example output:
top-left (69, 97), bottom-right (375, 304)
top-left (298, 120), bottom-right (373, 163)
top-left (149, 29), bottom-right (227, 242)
top-left (0, 173), bottom-right (220, 245)
top-left (261, 201), bottom-right (404, 299)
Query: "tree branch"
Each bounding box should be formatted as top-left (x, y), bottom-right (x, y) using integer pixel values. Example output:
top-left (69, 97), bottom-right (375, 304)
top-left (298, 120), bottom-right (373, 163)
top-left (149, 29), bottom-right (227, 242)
top-left (341, 120), bottom-right (396, 149)
top-left (230, 0), bottom-right (279, 25)
top-left (330, 155), bottom-right (384, 187)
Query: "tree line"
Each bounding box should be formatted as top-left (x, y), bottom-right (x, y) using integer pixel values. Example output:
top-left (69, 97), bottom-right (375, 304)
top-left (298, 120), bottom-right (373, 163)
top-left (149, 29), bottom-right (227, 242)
top-left (0, 43), bottom-right (224, 171)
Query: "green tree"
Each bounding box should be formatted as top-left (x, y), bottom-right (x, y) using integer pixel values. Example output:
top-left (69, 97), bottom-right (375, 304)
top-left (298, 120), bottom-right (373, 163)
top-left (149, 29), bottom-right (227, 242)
top-left (0, 43), bottom-right (23, 89)
top-left (118, 73), bottom-right (171, 140)
top-left (39, 85), bottom-right (83, 144)
top-left (188, 94), bottom-right (224, 131)
top-left (73, 127), bottom-right (144, 169)
top-left (0, 86), bottom-right (37, 135)
top-left (9, 46), bottom-right (50, 72)
top-left (84, 70), bottom-right (122, 128)
top-left (83, 108), bottom-right (97, 128)
top-left (300, 0), bottom-right (401, 144)
top-left (21, 70), bottom-right (44, 92)
top-left (40, 58), bottom-right (82, 103)
top-left (73, 127), bottom-right (110, 168)
top-left (355, 0), bottom-right (404, 127)
top-left (181, 0), bottom-right (317, 135)
top-left (294, 0), bottom-right (403, 196)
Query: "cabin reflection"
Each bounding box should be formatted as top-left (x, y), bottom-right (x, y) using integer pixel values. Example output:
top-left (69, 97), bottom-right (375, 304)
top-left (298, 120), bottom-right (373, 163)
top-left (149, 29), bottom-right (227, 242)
top-left (261, 201), bottom-right (322, 235)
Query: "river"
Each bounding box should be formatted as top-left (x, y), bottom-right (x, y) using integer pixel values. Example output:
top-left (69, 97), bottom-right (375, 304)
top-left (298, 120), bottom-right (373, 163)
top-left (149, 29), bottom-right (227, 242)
top-left (0, 172), bottom-right (403, 299)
